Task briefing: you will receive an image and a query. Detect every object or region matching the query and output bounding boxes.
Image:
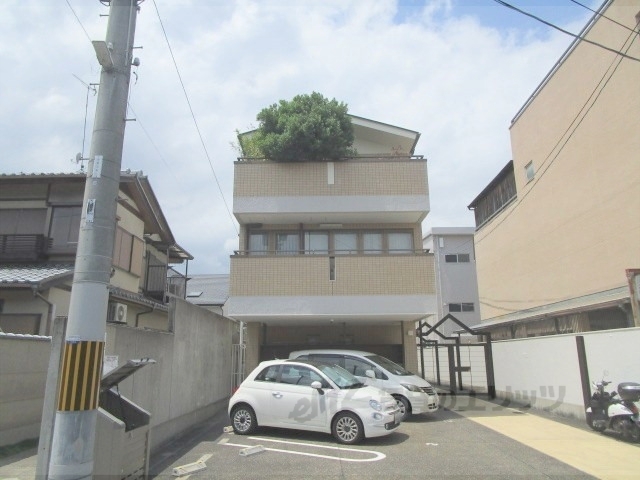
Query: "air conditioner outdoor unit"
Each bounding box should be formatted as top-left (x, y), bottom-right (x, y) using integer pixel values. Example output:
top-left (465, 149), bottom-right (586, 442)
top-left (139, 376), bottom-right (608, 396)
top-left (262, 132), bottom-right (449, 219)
top-left (108, 302), bottom-right (128, 324)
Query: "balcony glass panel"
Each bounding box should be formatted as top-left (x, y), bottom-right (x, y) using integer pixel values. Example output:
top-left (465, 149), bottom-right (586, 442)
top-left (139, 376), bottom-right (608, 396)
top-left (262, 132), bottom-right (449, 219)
top-left (304, 232), bottom-right (328, 254)
top-left (334, 232), bottom-right (357, 254)
top-left (276, 233), bottom-right (299, 255)
top-left (363, 233), bottom-right (382, 254)
top-left (388, 232), bottom-right (412, 254)
top-left (249, 233), bottom-right (268, 255)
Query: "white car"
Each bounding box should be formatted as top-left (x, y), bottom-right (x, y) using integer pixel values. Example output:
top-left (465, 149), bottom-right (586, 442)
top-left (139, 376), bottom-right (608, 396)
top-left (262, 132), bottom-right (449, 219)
top-left (289, 349), bottom-right (439, 421)
top-left (228, 359), bottom-right (401, 444)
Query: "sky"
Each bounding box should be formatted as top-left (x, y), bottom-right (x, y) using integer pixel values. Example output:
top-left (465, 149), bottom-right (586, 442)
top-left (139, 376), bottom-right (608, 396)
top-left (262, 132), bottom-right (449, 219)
top-left (0, 0), bottom-right (601, 274)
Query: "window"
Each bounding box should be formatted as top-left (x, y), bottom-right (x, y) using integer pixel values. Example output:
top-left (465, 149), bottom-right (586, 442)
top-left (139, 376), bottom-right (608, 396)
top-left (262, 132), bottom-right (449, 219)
top-left (248, 233), bottom-right (268, 255)
top-left (344, 356), bottom-right (375, 377)
top-left (445, 253), bottom-right (470, 263)
top-left (280, 365), bottom-right (326, 386)
top-left (525, 161), bottom-right (535, 182)
top-left (329, 256), bottom-right (336, 281)
top-left (49, 206), bottom-right (82, 249)
top-left (448, 303), bottom-right (475, 312)
top-left (256, 365), bottom-right (280, 382)
top-left (276, 233), bottom-right (299, 255)
top-left (0, 209), bottom-right (47, 235)
top-left (333, 232), bottom-right (357, 254)
top-left (304, 232), bottom-right (328, 254)
top-left (388, 232), bottom-right (412, 254)
top-left (113, 227), bottom-right (144, 275)
top-left (362, 232), bottom-right (382, 254)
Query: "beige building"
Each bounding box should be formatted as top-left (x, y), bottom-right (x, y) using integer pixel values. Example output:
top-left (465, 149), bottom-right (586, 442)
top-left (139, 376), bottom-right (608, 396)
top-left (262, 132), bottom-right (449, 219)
top-left (0, 171), bottom-right (191, 335)
top-left (468, 0), bottom-right (640, 339)
top-left (225, 115), bottom-right (436, 373)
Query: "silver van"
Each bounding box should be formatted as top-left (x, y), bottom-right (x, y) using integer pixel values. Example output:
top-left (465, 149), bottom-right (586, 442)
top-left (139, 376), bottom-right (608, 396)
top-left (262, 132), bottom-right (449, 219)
top-left (289, 349), bottom-right (439, 421)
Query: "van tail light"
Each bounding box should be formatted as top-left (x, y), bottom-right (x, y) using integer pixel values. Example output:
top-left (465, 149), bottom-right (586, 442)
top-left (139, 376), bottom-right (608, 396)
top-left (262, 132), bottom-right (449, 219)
top-left (231, 386), bottom-right (239, 395)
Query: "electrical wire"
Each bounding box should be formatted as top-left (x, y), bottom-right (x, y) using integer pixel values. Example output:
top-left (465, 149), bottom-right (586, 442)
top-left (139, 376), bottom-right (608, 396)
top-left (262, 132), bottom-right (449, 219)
top-left (126, 102), bottom-right (171, 168)
top-left (65, 0), bottom-right (93, 44)
top-left (569, 0), bottom-right (639, 34)
top-left (492, 0), bottom-right (640, 62)
top-left (152, 0), bottom-right (238, 236)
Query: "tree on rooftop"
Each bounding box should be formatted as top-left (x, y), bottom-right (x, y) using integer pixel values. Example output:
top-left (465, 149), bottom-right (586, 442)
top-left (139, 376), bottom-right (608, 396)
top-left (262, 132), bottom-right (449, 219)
top-left (242, 92), bottom-right (356, 162)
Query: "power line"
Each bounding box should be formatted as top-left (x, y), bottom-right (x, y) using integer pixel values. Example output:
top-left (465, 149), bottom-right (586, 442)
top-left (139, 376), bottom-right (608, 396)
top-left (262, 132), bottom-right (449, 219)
top-left (64, 0), bottom-right (93, 44)
top-left (569, 0), bottom-right (639, 34)
top-left (126, 102), bottom-right (171, 168)
top-left (492, 0), bottom-right (640, 62)
top-left (152, 0), bottom-right (238, 236)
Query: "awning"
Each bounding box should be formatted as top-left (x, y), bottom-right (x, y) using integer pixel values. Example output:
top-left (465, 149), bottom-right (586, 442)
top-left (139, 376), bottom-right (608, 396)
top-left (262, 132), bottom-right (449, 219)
top-left (472, 286), bottom-right (630, 333)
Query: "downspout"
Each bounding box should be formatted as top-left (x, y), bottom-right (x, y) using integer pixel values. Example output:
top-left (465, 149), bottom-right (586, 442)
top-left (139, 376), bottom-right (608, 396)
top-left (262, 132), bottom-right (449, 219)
top-left (32, 287), bottom-right (56, 336)
top-left (135, 306), bottom-right (155, 328)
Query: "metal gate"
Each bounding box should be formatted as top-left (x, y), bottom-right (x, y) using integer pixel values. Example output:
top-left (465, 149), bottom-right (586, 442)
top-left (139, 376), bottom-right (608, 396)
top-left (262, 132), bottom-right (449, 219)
top-left (416, 314), bottom-right (495, 398)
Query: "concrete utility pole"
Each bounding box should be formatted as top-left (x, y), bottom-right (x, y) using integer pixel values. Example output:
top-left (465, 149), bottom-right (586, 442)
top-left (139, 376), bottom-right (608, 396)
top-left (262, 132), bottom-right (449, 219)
top-left (47, 1), bottom-right (140, 478)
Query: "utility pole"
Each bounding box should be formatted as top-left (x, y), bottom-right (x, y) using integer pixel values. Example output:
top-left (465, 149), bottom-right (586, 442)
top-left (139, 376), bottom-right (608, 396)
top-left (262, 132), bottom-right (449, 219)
top-left (47, 1), bottom-right (140, 478)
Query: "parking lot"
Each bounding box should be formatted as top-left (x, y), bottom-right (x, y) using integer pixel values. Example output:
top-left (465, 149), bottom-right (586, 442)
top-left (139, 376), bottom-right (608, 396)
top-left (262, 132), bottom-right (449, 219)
top-left (149, 395), bottom-right (640, 479)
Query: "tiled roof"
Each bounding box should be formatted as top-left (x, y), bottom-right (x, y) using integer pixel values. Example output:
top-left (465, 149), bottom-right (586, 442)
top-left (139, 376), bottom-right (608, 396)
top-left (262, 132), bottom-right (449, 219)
top-left (0, 264), bottom-right (74, 287)
top-left (109, 286), bottom-right (169, 311)
top-left (185, 274), bottom-right (229, 306)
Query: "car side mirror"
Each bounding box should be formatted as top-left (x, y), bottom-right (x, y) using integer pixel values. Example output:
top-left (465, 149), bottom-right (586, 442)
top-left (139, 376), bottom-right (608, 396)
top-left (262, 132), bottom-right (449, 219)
top-left (365, 369), bottom-right (375, 379)
top-left (311, 380), bottom-right (324, 394)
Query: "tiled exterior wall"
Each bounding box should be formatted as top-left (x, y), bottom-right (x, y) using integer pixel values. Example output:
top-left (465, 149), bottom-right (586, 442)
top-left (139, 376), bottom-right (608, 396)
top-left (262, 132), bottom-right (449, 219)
top-left (234, 158), bottom-right (428, 197)
top-left (230, 254), bottom-right (435, 296)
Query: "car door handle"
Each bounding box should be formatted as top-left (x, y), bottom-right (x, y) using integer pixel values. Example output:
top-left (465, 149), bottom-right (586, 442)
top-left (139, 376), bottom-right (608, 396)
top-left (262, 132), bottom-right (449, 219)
top-left (272, 392), bottom-right (283, 399)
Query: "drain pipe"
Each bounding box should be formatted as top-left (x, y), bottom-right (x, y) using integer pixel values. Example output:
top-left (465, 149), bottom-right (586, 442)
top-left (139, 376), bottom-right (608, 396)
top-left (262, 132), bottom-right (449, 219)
top-left (135, 306), bottom-right (155, 328)
top-left (32, 287), bottom-right (56, 336)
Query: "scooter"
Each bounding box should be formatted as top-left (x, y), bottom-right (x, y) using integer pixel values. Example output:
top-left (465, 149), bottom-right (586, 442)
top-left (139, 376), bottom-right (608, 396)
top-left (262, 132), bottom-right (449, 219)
top-left (585, 378), bottom-right (640, 443)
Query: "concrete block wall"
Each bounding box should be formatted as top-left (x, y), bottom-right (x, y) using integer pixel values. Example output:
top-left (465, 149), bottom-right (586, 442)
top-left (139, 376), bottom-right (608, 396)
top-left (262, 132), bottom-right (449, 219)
top-left (0, 298), bottom-right (234, 452)
top-left (0, 334), bottom-right (51, 447)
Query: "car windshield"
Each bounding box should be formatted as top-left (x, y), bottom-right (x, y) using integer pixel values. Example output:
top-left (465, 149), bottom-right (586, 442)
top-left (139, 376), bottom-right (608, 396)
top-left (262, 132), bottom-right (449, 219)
top-left (365, 354), bottom-right (412, 376)
top-left (316, 363), bottom-right (364, 389)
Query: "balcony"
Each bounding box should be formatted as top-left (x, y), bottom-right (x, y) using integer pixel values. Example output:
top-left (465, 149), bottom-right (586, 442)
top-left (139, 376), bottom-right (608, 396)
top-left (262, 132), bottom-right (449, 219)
top-left (0, 235), bottom-right (51, 262)
top-left (233, 156), bottom-right (429, 225)
top-left (226, 252), bottom-right (436, 325)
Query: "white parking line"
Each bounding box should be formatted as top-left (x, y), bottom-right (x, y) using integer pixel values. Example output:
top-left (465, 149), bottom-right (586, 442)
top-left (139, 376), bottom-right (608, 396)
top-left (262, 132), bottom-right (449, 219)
top-left (219, 436), bottom-right (386, 462)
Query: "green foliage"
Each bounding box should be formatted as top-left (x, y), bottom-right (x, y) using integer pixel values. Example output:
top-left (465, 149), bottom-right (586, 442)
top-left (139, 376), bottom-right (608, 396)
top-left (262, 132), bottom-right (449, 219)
top-left (245, 92), bottom-right (356, 162)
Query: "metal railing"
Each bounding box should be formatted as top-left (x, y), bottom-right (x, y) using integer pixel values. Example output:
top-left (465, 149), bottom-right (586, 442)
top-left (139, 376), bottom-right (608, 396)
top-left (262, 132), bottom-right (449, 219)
top-left (0, 234), bottom-right (51, 261)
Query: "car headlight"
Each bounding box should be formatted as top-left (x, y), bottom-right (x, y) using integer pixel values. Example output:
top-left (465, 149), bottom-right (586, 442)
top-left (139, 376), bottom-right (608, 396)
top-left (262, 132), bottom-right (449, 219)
top-left (369, 399), bottom-right (383, 411)
top-left (401, 383), bottom-right (421, 392)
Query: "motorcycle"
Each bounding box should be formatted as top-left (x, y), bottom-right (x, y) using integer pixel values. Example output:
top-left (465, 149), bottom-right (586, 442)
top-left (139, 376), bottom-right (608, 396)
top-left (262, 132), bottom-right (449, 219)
top-left (585, 378), bottom-right (640, 442)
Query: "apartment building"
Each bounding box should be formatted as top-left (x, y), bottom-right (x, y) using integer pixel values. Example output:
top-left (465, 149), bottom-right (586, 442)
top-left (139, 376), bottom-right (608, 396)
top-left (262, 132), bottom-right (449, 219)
top-left (0, 171), bottom-right (191, 335)
top-left (468, 0), bottom-right (640, 339)
top-left (225, 115), bottom-right (436, 372)
top-left (423, 227), bottom-right (480, 337)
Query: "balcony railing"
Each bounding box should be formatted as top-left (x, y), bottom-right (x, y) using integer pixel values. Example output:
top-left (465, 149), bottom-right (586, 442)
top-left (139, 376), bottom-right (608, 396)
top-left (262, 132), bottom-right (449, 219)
top-left (0, 234), bottom-right (51, 262)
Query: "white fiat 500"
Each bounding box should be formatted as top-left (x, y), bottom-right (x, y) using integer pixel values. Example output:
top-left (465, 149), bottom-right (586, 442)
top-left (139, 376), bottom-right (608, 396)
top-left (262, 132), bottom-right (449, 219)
top-left (228, 359), bottom-right (401, 444)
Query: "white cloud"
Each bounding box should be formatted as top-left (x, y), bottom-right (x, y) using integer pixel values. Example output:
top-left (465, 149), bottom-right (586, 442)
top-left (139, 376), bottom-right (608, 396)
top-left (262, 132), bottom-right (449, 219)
top-left (0, 0), bottom-right (592, 273)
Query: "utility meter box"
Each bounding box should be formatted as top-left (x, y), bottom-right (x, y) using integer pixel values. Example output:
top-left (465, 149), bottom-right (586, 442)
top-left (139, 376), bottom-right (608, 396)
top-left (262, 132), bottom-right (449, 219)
top-left (94, 358), bottom-right (155, 479)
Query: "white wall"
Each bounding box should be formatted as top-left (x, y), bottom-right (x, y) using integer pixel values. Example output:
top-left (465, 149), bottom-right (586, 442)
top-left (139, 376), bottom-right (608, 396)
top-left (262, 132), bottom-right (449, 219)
top-left (492, 327), bottom-right (640, 418)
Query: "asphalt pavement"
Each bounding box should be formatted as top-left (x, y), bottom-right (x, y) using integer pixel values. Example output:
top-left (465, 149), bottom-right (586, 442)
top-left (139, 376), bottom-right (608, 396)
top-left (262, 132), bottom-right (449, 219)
top-left (2, 395), bottom-right (639, 479)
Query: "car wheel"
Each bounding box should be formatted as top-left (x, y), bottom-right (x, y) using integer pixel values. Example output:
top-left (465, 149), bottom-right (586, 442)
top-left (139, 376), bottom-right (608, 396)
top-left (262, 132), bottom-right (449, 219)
top-left (332, 412), bottom-right (364, 445)
top-left (231, 404), bottom-right (257, 435)
top-left (394, 396), bottom-right (411, 422)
